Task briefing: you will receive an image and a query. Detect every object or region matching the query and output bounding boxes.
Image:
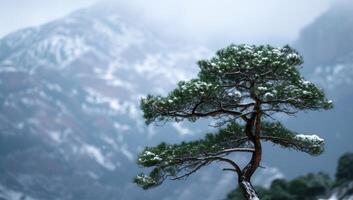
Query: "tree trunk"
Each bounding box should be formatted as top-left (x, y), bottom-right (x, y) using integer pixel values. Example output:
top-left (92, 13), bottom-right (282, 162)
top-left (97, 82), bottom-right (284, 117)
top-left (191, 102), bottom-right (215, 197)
top-left (238, 176), bottom-right (260, 200)
top-left (238, 101), bottom-right (262, 199)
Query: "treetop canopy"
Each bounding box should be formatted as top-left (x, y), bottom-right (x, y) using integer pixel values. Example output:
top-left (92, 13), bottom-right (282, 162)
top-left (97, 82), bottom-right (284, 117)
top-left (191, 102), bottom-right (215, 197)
top-left (141, 44), bottom-right (333, 125)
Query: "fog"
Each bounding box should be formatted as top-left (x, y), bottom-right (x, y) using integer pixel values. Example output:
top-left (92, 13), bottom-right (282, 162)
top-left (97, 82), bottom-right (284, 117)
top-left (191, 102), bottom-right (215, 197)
top-left (0, 0), bottom-right (352, 199)
top-left (0, 0), bottom-right (334, 45)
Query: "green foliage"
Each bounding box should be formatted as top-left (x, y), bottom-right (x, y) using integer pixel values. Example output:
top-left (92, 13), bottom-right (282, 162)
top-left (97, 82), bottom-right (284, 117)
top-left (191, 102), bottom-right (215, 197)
top-left (267, 179), bottom-right (294, 200)
top-left (140, 79), bottom-right (221, 125)
top-left (134, 123), bottom-right (247, 189)
top-left (137, 123), bottom-right (245, 167)
top-left (225, 172), bottom-right (332, 200)
top-left (134, 121), bottom-right (325, 189)
top-left (260, 122), bottom-right (325, 156)
top-left (135, 44), bottom-right (332, 192)
top-left (288, 172), bottom-right (332, 199)
top-left (335, 153), bottom-right (353, 185)
top-left (140, 44), bottom-right (333, 125)
top-left (198, 44), bottom-right (303, 83)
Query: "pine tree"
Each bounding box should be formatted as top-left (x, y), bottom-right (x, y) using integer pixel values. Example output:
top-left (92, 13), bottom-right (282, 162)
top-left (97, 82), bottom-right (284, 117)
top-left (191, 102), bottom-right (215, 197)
top-left (134, 44), bottom-right (333, 199)
top-left (335, 153), bottom-right (353, 185)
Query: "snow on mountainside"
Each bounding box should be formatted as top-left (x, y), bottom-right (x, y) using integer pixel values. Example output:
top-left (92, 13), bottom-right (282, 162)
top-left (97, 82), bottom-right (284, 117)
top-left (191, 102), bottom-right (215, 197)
top-left (275, 0), bottom-right (353, 183)
top-left (325, 181), bottom-right (353, 200)
top-left (0, 4), bottom-right (217, 200)
top-left (0, 3), bottom-right (283, 200)
top-left (295, 0), bottom-right (353, 97)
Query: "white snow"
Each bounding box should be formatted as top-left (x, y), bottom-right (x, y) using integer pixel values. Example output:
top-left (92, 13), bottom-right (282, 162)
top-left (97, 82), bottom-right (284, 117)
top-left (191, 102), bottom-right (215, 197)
top-left (141, 151), bottom-right (162, 162)
top-left (0, 66), bottom-right (18, 73)
top-left (313, 64), bottom-right (353, 91)
top-left (172, 122), bottom-right (192, 136)
top-left (101, 63), bottom-right (135, 91)
top-left (264, 92), bottom-right (275, 99)
top-left (240, 181), bottom-right (260, 200)
top-left (120, 144), bottom-right (134, 161)
top-left (113, 122), bottom-right (130, 131)
top-left (228, 90), bottom-right (242, 98)
top-left (47, 83), bottom-right (62, 92)
top-left (302, 90), bottom-right (311, 95)
top-left (48, 130), bottom-right (62, 143)
top-left (300, 79), bottom-right (311, 86)
top-left (134, 47), bottom-right (210, 87)
top-left (144, 151), bottom-right (156, 156)
top-left (87, 171), bottom-right (99, 180)
top-left (81, 144), bottom-right (115, 171)
top-left (85, 87), bottom-right (136, 117)
top-left (101, 136), bottom-right (118, 151)
top-left (16, 122), bottom-right (24, 129)
top-left (135, 174), bottom-right (155, 184)
top-left (295, 134), bottom-right (324, 143)
top-left (0, 184), bottom-right (37, 200)
top-left (319, 195), bottom-right (338, 200)
top-left (287, 53), bottom-right (300, 60)
top-left (257, 86), bottom-right (267, 91)
top-left (38, 35), bottom-right (91, 67)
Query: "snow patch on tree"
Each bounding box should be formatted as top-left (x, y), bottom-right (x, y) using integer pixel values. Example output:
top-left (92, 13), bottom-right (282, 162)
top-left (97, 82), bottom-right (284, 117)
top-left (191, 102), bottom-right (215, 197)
top-left (295, 134), bottom-right (324, 143)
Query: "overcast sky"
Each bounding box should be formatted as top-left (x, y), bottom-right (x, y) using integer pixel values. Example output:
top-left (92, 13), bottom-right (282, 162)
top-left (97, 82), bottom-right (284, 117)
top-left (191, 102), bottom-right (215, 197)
top-left (0, 0), bottom-right (335, 45)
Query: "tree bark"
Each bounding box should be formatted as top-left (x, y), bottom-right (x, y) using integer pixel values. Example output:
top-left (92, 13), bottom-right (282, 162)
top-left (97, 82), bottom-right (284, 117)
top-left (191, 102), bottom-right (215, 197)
top-left (238, 176), bottom-right (260, 200)
top-left (238, 102), bottom-right (262, 199)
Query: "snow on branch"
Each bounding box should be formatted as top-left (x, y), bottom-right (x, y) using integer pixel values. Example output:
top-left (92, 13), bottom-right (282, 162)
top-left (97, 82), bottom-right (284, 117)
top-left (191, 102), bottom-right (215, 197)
top-left (260, 122), bottom-right (325, 155)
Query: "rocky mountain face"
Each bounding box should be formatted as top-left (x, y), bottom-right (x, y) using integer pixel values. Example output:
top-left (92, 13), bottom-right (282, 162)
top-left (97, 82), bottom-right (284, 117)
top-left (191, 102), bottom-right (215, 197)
top-left (0, 4), bottom-right (217, 200)
top-left (264, 0), bottom-right (353, 181)
top-left (1, 3), bottom-right (283, 200)
top-left (295, 0), bottom-right (353, 97)
top-left (285, 1), bottom-right (353, 199)
top-left (325, 182), bottom-right (353, 200)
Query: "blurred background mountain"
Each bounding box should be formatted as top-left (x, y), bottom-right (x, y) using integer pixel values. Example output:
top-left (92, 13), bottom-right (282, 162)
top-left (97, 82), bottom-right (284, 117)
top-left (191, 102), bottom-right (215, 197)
top-left (225, 152), bottom-right (353, 200)
top-left (0, 0), bottom-right (352, 199)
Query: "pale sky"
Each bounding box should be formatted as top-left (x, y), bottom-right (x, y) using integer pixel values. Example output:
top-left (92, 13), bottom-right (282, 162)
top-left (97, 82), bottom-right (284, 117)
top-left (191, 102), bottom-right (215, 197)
top-left (0, 0), bottom-right (336, 45)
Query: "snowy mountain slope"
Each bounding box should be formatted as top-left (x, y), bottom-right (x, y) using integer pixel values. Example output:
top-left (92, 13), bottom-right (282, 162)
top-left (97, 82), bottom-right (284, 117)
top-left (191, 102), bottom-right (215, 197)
top-left (295, 0), bottom-right (353, 70)
top-left (325, 181), bottom-right (353, 200)
top-left (0, 3), bottom-right (283, 200)
top-left (0, 4), bottom-right (218, 200)
top-left (295, 0), bottom-right (353, 97)
top-left (268, 0), bottom-right (353, 179)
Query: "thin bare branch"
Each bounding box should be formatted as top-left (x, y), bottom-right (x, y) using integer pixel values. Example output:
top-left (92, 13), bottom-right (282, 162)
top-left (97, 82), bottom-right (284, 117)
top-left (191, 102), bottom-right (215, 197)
top-left (171, 161), bottom-right (209, 180)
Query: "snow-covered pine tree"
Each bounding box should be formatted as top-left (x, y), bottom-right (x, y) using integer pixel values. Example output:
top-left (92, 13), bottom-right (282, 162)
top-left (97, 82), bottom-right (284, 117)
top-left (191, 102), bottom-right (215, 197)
top-left (134, 44), bottom-right (333, 200)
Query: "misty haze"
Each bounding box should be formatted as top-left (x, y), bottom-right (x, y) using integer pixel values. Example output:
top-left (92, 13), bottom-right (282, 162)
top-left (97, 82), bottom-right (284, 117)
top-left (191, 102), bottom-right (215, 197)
top-left (0, 0), bottom-right (352, 200)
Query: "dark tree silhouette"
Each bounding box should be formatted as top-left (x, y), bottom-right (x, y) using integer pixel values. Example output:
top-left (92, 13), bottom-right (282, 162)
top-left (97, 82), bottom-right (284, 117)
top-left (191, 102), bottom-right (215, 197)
top-left (335, 153), bottom-right (353, 184)
top-left (225, 172), bottom-right (332, 200)
top-left (134, 44), bottom-right (332, 199)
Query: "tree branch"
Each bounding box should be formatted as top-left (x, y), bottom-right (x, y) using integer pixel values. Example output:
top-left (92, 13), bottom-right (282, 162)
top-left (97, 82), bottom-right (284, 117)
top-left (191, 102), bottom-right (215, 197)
top-left (260, 136), bottom-right (302, 150)
top-left (171, 161), bottom-right (209, 180)
top-left (173, 155), bottom-right (243, 176)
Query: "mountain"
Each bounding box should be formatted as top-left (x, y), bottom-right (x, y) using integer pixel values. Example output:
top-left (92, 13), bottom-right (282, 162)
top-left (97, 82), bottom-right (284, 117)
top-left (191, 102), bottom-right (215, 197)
top-left (295, 0), bottom-right (353, 97)
top-left (0, 2), bottom-right (284, 200)
top-left (260, 0), bottom-right (353, 180)
top-left (224, 152), bottom-right (353, 200)
top-left (0, 3), bottom-right (219, 200)
top-left (326, 182), bottom-right (353, 200)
